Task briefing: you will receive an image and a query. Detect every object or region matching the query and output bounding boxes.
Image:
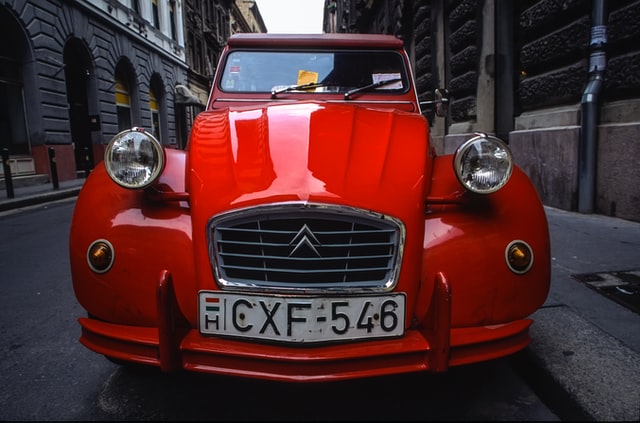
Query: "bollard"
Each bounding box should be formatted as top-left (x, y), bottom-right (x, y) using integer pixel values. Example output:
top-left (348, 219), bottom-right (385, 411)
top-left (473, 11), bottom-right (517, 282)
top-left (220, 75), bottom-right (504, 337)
top-left (83, 146), bottom-right (91, 178)
top-left (48, 147), bottom-right (59, 189)
top-left (2, 148), bottom-right (15, 198)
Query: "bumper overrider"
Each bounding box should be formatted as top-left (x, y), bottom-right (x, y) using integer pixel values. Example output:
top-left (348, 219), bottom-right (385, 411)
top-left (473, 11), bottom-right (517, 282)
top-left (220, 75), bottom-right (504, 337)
top-left (78, 269), bottom-right (533, 382)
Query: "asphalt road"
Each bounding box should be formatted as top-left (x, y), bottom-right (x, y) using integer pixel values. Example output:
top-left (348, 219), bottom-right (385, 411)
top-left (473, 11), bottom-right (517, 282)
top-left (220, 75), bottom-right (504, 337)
top-left (0, 198), bottom-right (563, 421)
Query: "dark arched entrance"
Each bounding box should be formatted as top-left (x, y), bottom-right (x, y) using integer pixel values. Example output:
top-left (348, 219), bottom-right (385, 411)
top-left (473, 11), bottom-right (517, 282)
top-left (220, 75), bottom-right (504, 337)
top-left (0, 7), bottom-right (31, 159)
top-left (64, 38), bottom-right (95, 172)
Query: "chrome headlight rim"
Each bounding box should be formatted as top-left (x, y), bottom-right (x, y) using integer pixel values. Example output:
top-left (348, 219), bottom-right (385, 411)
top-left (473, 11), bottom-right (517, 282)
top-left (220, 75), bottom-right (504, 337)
top-left (453, 133), bottom-right (513, 194)
top-left (104, 127), bottom-right (165, 189)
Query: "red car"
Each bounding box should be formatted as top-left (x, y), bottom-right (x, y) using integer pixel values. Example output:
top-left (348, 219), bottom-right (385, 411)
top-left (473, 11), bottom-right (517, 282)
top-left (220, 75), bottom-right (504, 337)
top-left (69, 33), bottom-right (550, 382)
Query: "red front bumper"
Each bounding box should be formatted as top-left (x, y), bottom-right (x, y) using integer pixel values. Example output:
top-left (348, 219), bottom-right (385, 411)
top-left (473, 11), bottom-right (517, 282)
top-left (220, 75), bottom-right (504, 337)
top-left (77, 271), bottom-right (532, 382)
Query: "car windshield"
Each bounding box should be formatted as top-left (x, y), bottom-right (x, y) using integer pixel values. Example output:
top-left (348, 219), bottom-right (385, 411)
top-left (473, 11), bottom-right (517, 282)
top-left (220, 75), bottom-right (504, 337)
top-left (218, 50), bottom-right (408, 96)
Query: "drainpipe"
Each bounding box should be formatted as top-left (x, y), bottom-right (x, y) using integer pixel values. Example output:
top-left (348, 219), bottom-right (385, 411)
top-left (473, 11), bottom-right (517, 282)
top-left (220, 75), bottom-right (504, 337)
top-left (578, 0), bottom-right (607, 213)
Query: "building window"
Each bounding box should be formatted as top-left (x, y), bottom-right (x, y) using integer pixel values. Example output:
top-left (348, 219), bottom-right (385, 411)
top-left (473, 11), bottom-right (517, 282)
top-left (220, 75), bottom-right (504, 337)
top-left (195, 38), bottom-right (203, 74)
top-left (207, 48), bottom-right (215, 77)
top-left (152, 0), bottom-right (160, 29)
top-left (115, 77), bottom-right (132, 132)
top-left (218, 11), bottom-right (224, 39)
top-left (170, 1), bottom-right (177, 41)
top-left (132, 0), bottom-right (140, 15)
top-left (149, 88), bottom-right (160, 139)
top-left (207, 2), bottom-right (215, 25)
top-left (188, 32), bottom-right (195, 68)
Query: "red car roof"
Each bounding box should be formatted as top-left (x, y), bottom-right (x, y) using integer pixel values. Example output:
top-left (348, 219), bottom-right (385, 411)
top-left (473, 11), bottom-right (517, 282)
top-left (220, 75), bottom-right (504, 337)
top-left (226, 33), bottom-right (404, 49)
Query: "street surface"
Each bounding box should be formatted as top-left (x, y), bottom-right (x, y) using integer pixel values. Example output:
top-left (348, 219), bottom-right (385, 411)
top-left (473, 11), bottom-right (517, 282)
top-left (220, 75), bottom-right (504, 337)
top-left (0, 199), bottom-right (575, 420)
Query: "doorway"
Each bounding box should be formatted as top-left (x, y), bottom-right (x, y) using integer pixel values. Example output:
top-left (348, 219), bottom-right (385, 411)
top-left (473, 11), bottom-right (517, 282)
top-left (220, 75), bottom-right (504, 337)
top-left (64, 38), bottom-right (95, 172)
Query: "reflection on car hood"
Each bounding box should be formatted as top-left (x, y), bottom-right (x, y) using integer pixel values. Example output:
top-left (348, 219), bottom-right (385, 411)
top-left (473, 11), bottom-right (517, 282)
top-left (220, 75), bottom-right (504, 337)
top-left (188, 101), bottom-right (429, 216)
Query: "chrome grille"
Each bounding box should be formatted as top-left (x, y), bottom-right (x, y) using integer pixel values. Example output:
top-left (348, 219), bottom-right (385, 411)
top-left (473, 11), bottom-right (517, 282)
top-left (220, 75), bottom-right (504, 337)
top-left (208, 203), bottom-right (404, 292)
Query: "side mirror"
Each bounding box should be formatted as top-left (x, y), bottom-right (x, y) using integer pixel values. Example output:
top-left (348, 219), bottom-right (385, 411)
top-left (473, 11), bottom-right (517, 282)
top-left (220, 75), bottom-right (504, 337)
top-left (419, 88), bottom-right (450, 117)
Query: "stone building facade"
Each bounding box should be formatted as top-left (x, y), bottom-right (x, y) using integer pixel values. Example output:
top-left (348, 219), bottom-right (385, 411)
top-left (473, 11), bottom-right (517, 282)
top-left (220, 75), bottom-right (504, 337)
top-left (0, 0), bottom-right (191, 183)
top-left (234, 0), bottom-right (268, 34)
top-left (324, 0), bottom-right (640, 223)
top-left (0, 0), bottom-right (265, 184)
top-left (181, 0), bottom-right (233, 149)
top-left (180, 0), bottom-right (266, 148)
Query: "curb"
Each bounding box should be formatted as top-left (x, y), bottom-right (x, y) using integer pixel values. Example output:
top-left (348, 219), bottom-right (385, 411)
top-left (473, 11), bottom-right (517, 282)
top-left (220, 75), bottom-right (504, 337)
top-left (0, 187), bottom-right (82, 212)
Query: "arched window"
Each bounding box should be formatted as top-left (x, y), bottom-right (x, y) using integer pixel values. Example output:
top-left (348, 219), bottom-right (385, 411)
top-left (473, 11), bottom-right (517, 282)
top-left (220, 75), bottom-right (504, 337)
top-left (0, 8), bottom-right (29, 156)
top-left (115, 77), bottom-right (132, 131)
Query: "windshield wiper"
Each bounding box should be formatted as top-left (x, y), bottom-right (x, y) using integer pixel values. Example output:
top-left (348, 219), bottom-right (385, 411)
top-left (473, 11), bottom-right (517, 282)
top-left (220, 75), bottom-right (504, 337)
top-left (343, 78), bottom-right (402, 100)
top-left (271, 82), bottom-right (329, 98)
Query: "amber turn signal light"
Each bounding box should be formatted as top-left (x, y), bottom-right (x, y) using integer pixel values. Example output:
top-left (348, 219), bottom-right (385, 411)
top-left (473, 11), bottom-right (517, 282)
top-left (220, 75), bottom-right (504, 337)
top-left (505, 240), bottom-right (533, 274)
top-left (87, 239), bottom-right (115, 273)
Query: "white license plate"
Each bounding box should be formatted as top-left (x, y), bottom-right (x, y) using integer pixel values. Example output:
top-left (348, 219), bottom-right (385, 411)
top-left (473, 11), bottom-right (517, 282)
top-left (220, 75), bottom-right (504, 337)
top-left (198, 291), bottom-right (405, 343)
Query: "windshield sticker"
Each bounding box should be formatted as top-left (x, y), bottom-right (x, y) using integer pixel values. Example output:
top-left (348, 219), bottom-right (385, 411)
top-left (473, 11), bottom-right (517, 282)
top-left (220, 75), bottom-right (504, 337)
top-left (297, 70), bottom-right (319, 85)
top-left (372, 73), bottom-right (402, 89)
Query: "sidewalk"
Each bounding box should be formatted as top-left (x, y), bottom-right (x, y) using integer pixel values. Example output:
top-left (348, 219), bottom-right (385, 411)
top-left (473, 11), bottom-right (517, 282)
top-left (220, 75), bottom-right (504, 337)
top-left (0, 177), bottom-right (86, 212)
top-left (528, 207), bottom-right (640, 421)
top-left (1, 177), bottom-right (639, 421)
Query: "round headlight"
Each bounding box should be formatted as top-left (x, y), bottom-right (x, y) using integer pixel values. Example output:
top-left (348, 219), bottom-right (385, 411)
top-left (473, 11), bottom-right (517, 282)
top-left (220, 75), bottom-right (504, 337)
top-left (104, 127), bottom-right (165, 189)
top-left (453, 133), bottom-right (513, 194)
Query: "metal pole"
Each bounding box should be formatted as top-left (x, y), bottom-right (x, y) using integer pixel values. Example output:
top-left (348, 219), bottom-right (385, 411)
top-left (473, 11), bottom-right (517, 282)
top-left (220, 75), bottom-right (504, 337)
top-left (48, 147), bottom-right (59, 190)
top-left (2, 148), bottom-right (15, 198)
top-left (578, 0), bottom-right (607, 213)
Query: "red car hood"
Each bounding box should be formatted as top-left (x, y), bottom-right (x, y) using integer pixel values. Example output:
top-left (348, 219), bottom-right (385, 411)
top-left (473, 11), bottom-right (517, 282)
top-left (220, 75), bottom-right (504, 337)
top-left (188, 101), bottom-right (430, 293)
top-left (188, 101), bottom-right (429, 216)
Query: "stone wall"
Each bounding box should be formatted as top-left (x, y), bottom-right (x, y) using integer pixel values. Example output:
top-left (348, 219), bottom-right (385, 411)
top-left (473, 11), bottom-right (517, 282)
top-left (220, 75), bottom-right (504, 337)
top-left (447, 0), bottom-right (480, 123)
top-left (512, 0), bottom-right (640, 222)
top-left (325, 0), bottom-right (640, 222)
top-left (517, 0), bottom-right (590, 110)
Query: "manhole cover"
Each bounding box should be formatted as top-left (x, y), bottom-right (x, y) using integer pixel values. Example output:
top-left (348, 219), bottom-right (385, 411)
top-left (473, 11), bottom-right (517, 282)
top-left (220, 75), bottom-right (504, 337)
top-left (572, 270), bottom-right (640, 314)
